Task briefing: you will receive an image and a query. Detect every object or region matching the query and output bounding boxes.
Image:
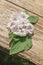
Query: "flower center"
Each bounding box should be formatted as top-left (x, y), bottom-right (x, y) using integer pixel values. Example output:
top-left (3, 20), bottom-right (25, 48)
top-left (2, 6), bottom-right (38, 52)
top-left (22, 15), bottom-right (26, 18)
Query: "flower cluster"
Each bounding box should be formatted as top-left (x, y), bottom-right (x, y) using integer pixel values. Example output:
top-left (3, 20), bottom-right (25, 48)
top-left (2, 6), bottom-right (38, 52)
top-left (7, 11), bottom-right (34, 36)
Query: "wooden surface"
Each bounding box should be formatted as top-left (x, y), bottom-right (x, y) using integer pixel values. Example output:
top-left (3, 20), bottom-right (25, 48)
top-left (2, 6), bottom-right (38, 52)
top-left (0, 0), bottom-right (43, 65)
top-left (8, 0), bottom-right (43, 17)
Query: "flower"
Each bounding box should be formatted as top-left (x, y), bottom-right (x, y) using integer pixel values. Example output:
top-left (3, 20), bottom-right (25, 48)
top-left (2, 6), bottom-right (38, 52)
top-left (7, 11), bottom-right (34, 36)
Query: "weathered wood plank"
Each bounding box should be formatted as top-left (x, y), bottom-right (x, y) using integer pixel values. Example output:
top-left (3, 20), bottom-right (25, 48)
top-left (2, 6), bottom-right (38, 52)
top-left (7, 0), bottom-right (43, 17)
top-left (0, 0), bottom-right (43, 65)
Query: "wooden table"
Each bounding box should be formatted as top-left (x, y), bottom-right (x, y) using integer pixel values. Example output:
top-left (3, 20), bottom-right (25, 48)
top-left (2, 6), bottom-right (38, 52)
top-left (0, 0), bottom-right (43, 65)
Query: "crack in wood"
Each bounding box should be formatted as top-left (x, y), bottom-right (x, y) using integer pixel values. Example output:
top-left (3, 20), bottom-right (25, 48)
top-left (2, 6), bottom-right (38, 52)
top-left (5, 0), bottom-right (43, 18)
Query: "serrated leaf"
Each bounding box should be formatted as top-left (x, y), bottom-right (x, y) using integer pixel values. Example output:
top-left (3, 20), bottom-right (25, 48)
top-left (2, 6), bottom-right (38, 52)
top-left (28, 16), bottom-right (39, 24)
top-left (10, 37), bottom-right (32, 55)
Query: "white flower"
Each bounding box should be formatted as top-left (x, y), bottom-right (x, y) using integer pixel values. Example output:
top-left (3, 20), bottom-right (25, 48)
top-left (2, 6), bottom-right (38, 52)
top-left (7, 11), bottom-right (34, 36)
top-left (18, 11), bottom-right (29, 21)
top-left (26, 23), bottom-right (34, 35)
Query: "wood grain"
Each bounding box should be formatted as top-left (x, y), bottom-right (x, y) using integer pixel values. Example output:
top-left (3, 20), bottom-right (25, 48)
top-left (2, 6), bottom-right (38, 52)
top-left (0, 0), bottom-right (43, 65)
top-left (8, 0), bottom-right (43, 17)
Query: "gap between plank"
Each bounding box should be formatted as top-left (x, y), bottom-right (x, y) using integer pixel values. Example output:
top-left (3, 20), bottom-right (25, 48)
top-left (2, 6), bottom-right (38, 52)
top-left (5, 0), bottom-right (43, 18)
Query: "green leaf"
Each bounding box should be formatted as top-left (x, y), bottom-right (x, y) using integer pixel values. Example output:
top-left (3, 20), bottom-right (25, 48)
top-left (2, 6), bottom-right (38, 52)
top-left (9, 31), bottom-right (20, 44)
top-left (10, 37), bottom-right (32, 55)
top-left (24, 37), bottom-right (32, 50)
top-left (28, 16), bottom-right (39, 24)
top-left (25, 10), bottom-right (29, 14)
top-left (9, 31), bottom-right (13, 38)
